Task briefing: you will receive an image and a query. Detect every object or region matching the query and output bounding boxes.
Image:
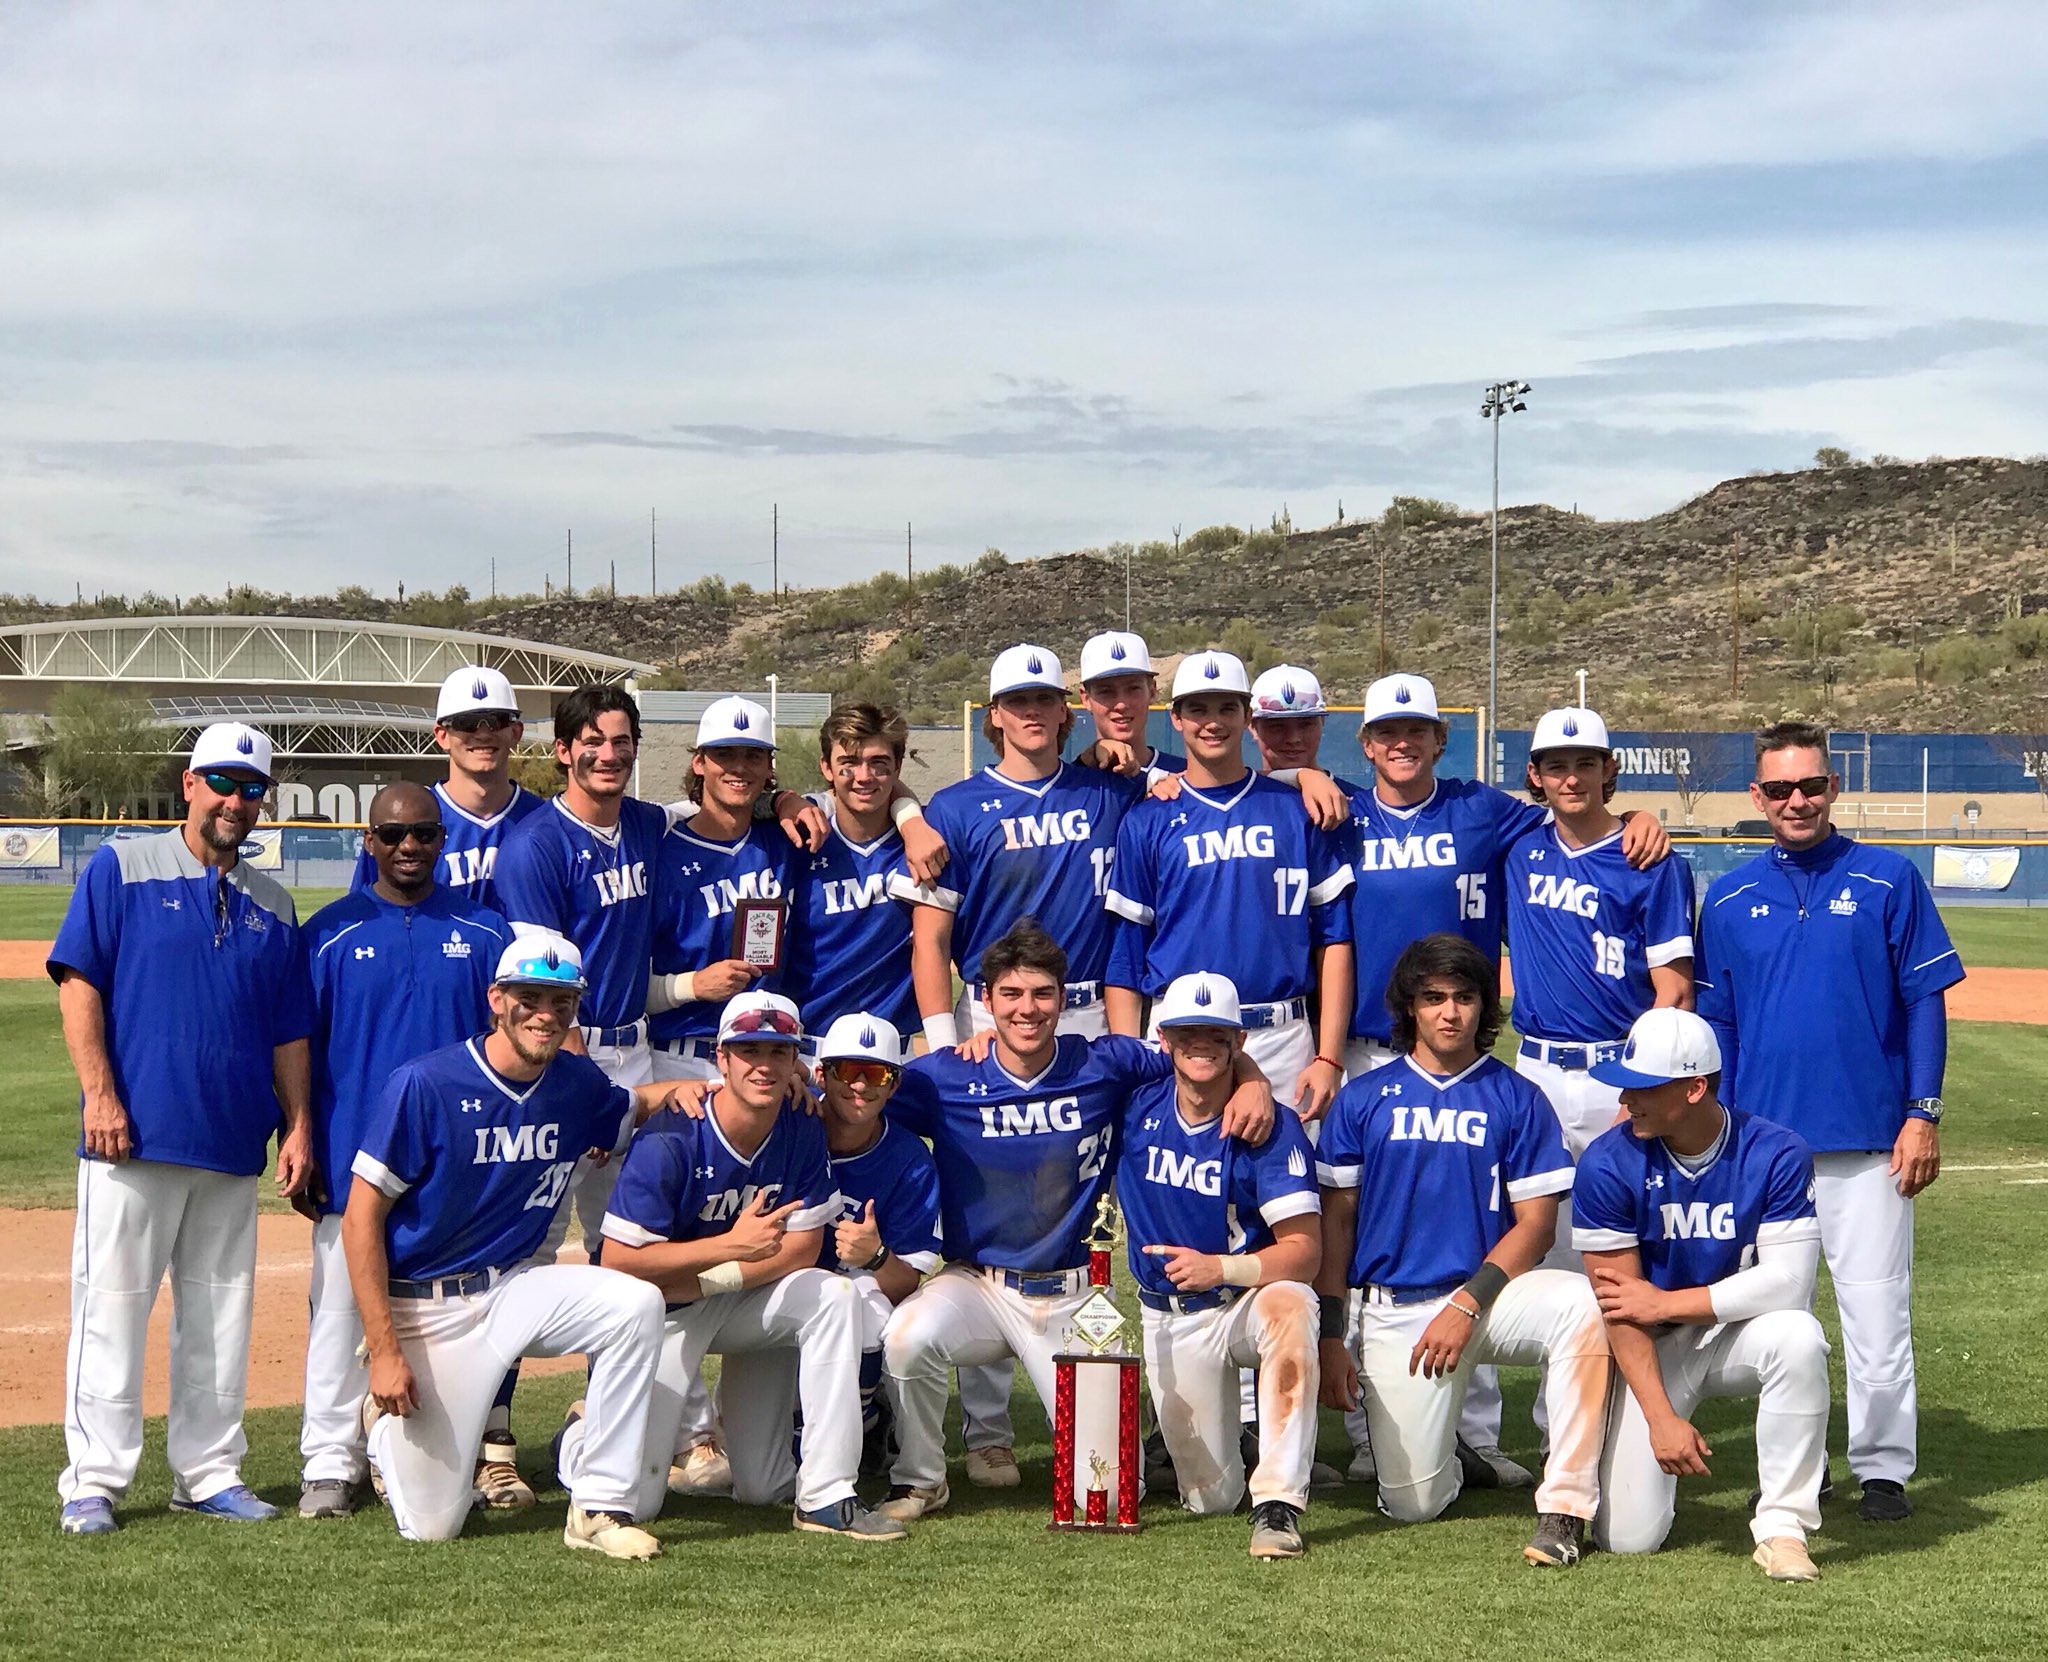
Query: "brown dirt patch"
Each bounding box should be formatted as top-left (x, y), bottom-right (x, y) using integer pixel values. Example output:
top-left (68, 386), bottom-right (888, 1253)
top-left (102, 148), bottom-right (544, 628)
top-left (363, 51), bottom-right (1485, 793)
top-left (1498, 961), bottom-right (2038, 1024)
top-left (0, 940), bottom-right (51, 978)
top-left (0, 1208), bottom-right (583, 1429)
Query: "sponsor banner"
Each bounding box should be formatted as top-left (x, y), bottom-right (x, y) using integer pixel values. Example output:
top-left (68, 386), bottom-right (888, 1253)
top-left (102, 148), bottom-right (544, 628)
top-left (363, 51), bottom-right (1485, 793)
top-left (1932, 845), bottom-right (2019, 891)
top-left (237, 829), bottom-right (285, 871)
top-left (0, 826), bottom-right (61, 869)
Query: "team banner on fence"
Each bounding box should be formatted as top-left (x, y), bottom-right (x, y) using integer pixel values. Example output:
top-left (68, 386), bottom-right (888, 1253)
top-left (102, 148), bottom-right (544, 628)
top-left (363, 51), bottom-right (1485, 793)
top-left (1932, 846), bottom-right (2020, 891)
top-left (0, 826), bottom-right (61, 869)
top-left (237, 829), bottom-right (285, 871)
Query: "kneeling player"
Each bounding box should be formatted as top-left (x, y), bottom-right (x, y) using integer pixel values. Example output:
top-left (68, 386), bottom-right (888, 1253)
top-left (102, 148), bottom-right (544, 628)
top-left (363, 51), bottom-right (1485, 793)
top-left (1578, 1008), bottom-right (1829, 1583)
top-left (1316, 933), bottom-right (1611, 1568)
top-left (344, 935), bottom-right (677, 1559)
top-left (566, 992), bottom-right (906, 1541)
top-left (1122, 973), bottom-right (1321, 1559)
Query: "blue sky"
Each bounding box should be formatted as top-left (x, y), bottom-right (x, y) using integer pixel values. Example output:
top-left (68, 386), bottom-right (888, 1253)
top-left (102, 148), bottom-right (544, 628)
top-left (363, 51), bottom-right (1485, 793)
top-left (2, 1), bottom-right (2044, 601)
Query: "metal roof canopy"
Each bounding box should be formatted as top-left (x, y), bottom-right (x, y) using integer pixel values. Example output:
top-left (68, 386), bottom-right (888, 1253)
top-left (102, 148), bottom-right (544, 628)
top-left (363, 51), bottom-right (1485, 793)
top-left (639, 690), bottom-right (835, 727)
top-left (0, 616), bottom-right (653, 690)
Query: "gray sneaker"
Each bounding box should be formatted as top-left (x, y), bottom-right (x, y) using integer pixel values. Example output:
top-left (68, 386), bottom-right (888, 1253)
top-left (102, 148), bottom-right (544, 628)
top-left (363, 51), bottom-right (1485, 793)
top-left (792, 1497), bottom-right (908, 1541)
top-left (1248, 1501), bottom-right (1305, 1559)
top-left (298, 1479), bottom-right (358, 1519)
top-left (1523, 1512), bottom-right (1585, 1568)
top-left (1458, 1438), bottom-right (1534, 1490)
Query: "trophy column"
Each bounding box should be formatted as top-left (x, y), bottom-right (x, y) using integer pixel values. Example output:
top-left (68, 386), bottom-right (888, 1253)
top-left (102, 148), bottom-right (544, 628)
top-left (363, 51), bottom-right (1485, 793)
top-left (1049, 1197), bottom-right (1142, 1533)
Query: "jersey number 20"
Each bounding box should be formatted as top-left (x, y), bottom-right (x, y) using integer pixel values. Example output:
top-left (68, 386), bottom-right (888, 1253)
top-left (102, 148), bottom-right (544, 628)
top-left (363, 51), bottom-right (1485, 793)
top-left (523, 1160), bottom-right (576, 1213)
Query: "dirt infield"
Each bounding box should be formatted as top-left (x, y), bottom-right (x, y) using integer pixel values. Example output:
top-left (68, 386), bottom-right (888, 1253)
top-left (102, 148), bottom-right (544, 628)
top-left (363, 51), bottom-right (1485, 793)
top-left (0, 1208), bottom-right (582, 1430)
top-left (1497, 961), bottom-right (2040, 1025)
top-left (0, 940), bottom-right (50, 978)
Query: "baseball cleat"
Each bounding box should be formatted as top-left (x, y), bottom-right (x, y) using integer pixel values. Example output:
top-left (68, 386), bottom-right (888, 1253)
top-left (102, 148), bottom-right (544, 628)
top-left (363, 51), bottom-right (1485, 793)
top-left (549, 1399), bottom-right (587, 1486)
top-left (1857, 1479), bottom-right (1912, 1523)
top-left (475, 1432), bottom-right (536, 1510)
top-left (1522, 1512), bottom-right (1585, 1568)
top-left (1309, 1460), bottom-right (1346, 1490)
top-left (874, 1479), bottom-right (949, 1521)
top-left (171, 1484), bottom-right (280, 1522)
top-left (297, 1479), bottom-right (359, 1520)
top-left (792, 1497), bottom-right (909, 1541)
top-left (668, 1437), bottom-right (732, 1497)
top-left (964, 1445), bottom-right (1021, 1489)
top-left (59, 1497), bottom-right (118, 1536)
top-left (1346, 1445), bottom-right (1378, 1484)
top-left (563, 1504), bottom-right (662, 1560)
top-left (1142, 1428), bottom-right (1177, 1491)
top-left (1753, 1536), bottom-right (1821, 1582)
top-left (1457, 1438), bottom-right (1534, 1490)
top-left (1248, 1501), bottom-right (1306, 1559)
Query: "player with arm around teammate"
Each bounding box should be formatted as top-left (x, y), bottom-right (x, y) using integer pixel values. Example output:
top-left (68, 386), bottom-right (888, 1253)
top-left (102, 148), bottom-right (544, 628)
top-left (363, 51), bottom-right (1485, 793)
top-left (298, 782), bottom-right (507, 1518)
top-left (875, 919), bottom-right (1276, 1522)
top-left (1694, 720), bottom-right (1963, 1524)
top-left (568, 991), bottom-right (906, 1541)
top-left (1315, 933), bottom-right (1611, 1567)
top-left (344, 934), bottom-right (687, 1559)
top-left (1122, 972), bottom-right (1322, 1558)
top-left (1577, 1007), bottom-right (1829, 1582)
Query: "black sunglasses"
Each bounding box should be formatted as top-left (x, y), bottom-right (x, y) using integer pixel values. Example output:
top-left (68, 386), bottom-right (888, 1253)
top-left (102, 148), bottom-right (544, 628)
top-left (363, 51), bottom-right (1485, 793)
top-left (371, 821), bottom-right (446, 846)
top-left (1757, 775), bottom-right (1830, 803)
top-left (200, 771), bottom-right (267, 802)
top-left (442, 712), bottom-right (516, 735)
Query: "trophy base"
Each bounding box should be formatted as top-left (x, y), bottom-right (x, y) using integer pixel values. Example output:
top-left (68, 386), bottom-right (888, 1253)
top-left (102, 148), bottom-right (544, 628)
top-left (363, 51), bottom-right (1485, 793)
top-left (1047, 1521), bottom-right (1142, 1535)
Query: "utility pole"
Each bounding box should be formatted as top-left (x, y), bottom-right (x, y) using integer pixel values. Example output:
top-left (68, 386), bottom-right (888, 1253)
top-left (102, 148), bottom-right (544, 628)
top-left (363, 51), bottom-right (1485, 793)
top-left (1376, 531), bottom-right (1387, 675)
top-left (905, 521), bottom-right (914, 631)
top-left (609, 559), bottom-right (616, 598)
top-left (490, 556), bottom-right (496, 601)
top-left (1731, 532), bottom-right (1742, 695)
top-left (566, 528), bottom-right (574, 596)
top-left (650, 509), bottom-right (657, 595)
top-left (773, 503), bottom-right (779, 598)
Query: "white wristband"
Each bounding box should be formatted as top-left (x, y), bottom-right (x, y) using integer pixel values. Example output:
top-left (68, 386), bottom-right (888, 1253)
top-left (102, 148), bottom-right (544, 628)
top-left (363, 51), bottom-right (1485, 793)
top-left (697, 1261), bottom-right (744, 1296)
top-left (1218, 1254), bottom-right (1264, 1289)
top-left (890, 794), bottom-right (926, 829)
top-left (922, 1013), bottom-right (959, 1050)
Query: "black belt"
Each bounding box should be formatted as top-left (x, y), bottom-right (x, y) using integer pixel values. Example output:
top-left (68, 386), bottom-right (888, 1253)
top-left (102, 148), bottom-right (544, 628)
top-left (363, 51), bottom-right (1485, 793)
top-left (388, 1267), bottom-right (505, 1300)
top-left (1139, 1286), bottom-right (1242, 1315)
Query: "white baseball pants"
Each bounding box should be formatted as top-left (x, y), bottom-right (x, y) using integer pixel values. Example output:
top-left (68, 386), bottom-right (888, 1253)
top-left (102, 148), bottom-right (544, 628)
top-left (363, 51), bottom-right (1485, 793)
top-left (885, 1265), bottom-right (1093, 1489)
top-left (373, 1263), bottom-right (663, 1542)
top-left (1516, 1051), bottom-right (1625, 1274)
top-left (1355, 1269), bottom-right (1610, 1524)
top-left (60, 1159), bottom-right (258, 1507)
top-left (574, 1266), bottom-right (864, 1518)
top-left (1814, 1150), bottom-right (1916, 1484)
top-left (1142, 1283), bottom-right (1319, 1514)
top-left (300, 1213), bottom-right (369, 1485)
top-left (1596, 1309), bottom-right (1831, 1553)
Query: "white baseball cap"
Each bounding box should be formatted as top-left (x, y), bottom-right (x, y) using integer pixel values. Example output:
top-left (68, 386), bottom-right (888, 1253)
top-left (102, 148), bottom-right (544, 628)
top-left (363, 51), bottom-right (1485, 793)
top-left (816, 1012), bottom-right (907, 1068)
top-left (436, 665), bottom-right (521, 721)
top-left (494, 931), bottom-right (588, 992)
top-left (1361, 673), bottom-right (1441, 727)
top-left (1250, 664), bottom-right (1328, 720)
top-left (696, 695), bottom-right (774, 750)
top-left (1530, 706), bottom-right (1611, 755)
top-left (1591, 1008), bottom-right (1723, 1091)
top-left (1169, 650), bottom-right (1251, 701)
top-left (988, 643), bottom-right (1065, 700)
top-left (189, 722), bottom-right (274, 781)
top-left (1079, 631), bottom-right (1154, 686)
top-left (717, 989), bottom-right (804, 1046)
top-left (1154, 971), bottom-right (1245, 1030)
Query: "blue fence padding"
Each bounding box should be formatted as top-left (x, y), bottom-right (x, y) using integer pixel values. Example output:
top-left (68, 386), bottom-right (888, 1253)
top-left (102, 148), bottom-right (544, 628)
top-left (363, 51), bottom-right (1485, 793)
top-left (1495, 729), bottom-right (2048, 795)
top-left (0, 823), bottom-right (362, 890)
top-left (969, 709), bottom-right (1486, 781)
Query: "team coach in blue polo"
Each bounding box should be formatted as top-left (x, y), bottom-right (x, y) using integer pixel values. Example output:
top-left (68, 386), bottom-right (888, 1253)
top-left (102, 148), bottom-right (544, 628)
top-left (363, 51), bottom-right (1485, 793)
top-left (49, 721), bottom-right (317, 1536)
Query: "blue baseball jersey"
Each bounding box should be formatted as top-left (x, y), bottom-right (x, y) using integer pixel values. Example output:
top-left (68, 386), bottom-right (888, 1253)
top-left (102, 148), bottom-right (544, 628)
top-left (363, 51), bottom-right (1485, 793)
top-left (1343, 778), bottom-right (1547, 1044)
top-left (348, 782), bottom-right (547, 910)
top-left (1573, 1109), bottom-right (1821, 1290)
top-left (1116, 1076), bottom-right (1320, 1299)
top-left (888, 1034), bottom-right (1171, 1269)
top-left (493, 795), bottom-right (668, 1031)
top-left (784, 818), bottom-right (917, 1038)
top-left (888, 763), bottom-right (1144, 988)
top-left (1503, 823), bottom-right (1696, 1043)
top-left (1317, 1054), bottom-right (1574, 1290)
top-left (1105, 772), bottom-right (1354, 1001)
top-left (648, 821), bottom-right (798, 1043)
top-left (304, 887), bottom-right (507, 1216)
top-left (50, 831), bottom-right (312, 1176)
top-left (353, 1038), bottom-right (634, 1281)
top-left (600, 1099), bottom-right (839, 1268)
top-left (828, 1120), bottom-right (943, 1275)
top-left (1696, 834), bottom-right (1963, 1152)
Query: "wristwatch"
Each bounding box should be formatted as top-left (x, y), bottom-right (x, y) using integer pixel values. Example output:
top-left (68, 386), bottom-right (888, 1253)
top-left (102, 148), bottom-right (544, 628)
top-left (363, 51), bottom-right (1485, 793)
top-left (1905, 1097), bottom-right (1944, 1123)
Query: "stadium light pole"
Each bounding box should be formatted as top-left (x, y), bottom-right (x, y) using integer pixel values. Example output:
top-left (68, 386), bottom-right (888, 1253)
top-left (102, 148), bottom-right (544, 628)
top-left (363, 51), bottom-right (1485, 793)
top-left (1480, 379), bottom-right (1530, 781)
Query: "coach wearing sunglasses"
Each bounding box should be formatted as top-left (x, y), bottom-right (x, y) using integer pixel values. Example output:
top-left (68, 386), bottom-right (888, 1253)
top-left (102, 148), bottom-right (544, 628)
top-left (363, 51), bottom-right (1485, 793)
top-left (49, 722), bottom-right (316, 1536)
top-left (1693, 720), bottom-right (1964, 1526)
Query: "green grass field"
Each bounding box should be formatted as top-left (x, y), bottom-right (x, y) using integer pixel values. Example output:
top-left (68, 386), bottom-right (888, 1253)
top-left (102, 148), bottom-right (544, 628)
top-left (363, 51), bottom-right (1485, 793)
top-left (2, 901), bottom-right (2043, 1659)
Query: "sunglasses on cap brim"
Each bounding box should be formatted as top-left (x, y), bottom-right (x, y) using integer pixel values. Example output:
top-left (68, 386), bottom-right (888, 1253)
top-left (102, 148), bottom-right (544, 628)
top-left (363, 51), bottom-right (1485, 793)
top-left (724, 1007), bottom-right (801, 1039)
top-left (199, 771), bottom-right (268, 801)
top-left (1756, 775), bottom-right (1831, 802)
